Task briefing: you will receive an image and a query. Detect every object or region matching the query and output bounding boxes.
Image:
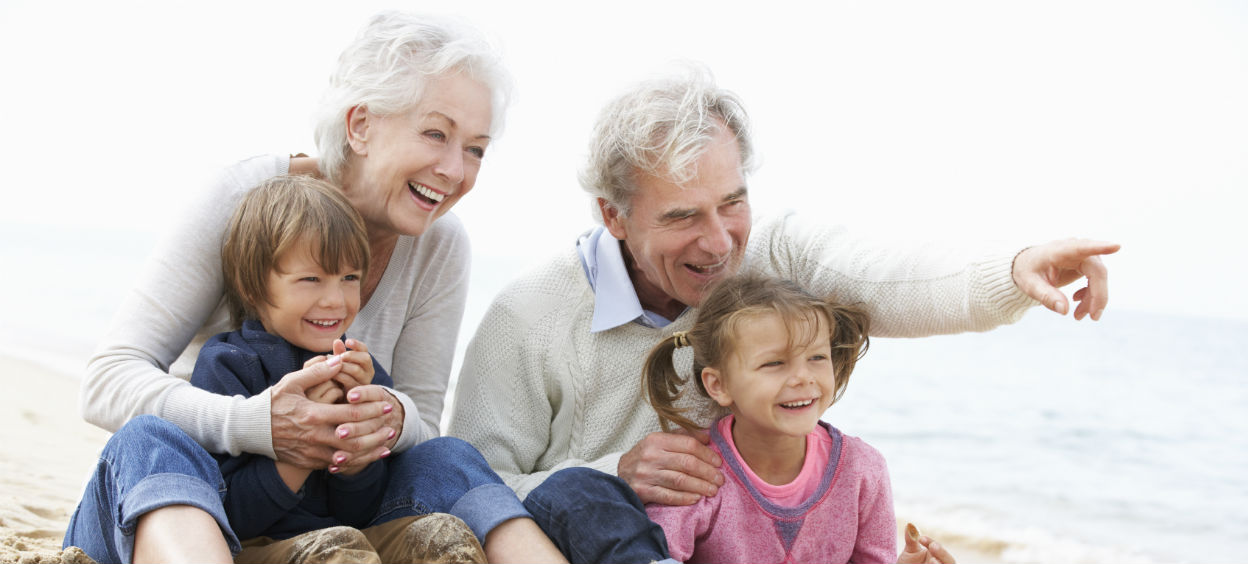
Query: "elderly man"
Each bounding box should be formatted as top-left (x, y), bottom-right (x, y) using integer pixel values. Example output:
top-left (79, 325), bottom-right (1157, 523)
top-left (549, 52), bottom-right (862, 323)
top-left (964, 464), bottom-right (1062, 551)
top-left (448, 69), bottom-right (1118, 562)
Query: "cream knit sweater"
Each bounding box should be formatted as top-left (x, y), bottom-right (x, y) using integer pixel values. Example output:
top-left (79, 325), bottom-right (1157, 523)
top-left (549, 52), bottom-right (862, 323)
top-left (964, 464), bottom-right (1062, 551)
top-left (448, 213), bottom-right (1036, 499)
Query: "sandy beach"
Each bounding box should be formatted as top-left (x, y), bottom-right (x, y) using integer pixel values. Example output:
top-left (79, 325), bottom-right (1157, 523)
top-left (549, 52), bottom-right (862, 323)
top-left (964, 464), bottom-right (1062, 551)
top-left (0, 356), bottom-right (107, 563)
top-left (0, 354), bottom-right (1000, 563)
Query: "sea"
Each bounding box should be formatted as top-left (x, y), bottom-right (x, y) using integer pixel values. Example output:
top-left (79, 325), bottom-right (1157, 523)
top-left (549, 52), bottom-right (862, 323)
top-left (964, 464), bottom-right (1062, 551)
top-left (3, 223), bottom-right (1245, 564)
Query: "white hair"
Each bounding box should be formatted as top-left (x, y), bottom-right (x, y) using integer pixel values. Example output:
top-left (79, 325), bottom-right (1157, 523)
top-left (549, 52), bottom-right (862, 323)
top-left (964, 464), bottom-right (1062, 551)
top-left (579, 64), bottom-right (757, 219)
top-left (314, 11), bottom-right (513, 184)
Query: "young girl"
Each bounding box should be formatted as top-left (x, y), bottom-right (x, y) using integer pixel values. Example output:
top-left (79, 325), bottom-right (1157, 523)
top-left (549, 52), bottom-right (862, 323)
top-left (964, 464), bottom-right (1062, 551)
top-left (642, 272), bottom-right (953, 564)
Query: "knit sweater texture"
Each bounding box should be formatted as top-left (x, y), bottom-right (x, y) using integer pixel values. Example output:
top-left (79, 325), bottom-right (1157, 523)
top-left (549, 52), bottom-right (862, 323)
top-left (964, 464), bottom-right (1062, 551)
top-left (448, 213), bottom-right (1036, 498)
top-left (82, 154), bottom-right (471, 457)
top-left (646, 418), bottom-right (895, 564)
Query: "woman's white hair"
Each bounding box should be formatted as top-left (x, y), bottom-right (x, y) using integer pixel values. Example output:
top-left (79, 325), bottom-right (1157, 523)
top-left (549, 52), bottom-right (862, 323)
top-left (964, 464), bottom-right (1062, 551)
top-left (314, 11), bottom-right (513, 184)
top-left (579, 64), bottom-right (757, 220)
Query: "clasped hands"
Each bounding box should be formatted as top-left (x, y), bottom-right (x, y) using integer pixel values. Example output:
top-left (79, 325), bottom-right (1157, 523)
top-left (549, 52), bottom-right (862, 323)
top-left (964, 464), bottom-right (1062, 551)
top-left (270, 338), bottom-right (403, 475)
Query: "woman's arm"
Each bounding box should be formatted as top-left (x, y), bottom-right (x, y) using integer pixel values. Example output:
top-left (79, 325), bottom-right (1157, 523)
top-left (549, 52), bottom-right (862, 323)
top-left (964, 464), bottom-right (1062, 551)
top-left (82, 156), bottom-right (284, 455)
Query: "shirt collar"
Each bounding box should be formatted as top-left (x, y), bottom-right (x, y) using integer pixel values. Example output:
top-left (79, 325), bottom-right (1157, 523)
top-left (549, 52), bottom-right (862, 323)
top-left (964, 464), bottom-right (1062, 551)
top-left (577, 226), bottom-right (678, 332)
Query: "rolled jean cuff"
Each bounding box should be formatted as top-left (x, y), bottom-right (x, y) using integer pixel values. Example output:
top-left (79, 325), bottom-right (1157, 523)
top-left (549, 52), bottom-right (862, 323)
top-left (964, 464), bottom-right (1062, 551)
top-left (120, 473), bottom-right (242, 557)
top-left (449, 482), bottom-right (530, 544)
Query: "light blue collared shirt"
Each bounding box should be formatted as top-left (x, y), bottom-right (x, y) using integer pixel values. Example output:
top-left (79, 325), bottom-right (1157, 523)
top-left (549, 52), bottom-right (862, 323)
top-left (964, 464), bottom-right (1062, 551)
top-left (576, 226), bottom-right (681, 332)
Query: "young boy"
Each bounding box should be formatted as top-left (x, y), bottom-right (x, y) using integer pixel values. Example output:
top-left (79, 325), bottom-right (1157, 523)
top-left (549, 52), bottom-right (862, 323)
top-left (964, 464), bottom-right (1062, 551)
top-left (190, 175), bottom-right (484, 562)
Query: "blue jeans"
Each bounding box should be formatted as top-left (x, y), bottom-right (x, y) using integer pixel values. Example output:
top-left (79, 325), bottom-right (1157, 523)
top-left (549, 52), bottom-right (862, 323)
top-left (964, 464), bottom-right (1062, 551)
top-left (64, 415), bottom-right (528, 563)
top-left (523, 467), bottom-right (670, 564)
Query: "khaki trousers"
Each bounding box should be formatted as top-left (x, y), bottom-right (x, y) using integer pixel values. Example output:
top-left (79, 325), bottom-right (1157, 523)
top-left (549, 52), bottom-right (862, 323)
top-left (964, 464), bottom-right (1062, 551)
top-left (234, 513), bottom-right (486, 564)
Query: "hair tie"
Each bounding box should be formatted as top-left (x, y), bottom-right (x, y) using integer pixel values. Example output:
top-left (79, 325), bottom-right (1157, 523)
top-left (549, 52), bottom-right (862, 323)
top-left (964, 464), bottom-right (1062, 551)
top-left (672, 331), bottom-right (690, 349)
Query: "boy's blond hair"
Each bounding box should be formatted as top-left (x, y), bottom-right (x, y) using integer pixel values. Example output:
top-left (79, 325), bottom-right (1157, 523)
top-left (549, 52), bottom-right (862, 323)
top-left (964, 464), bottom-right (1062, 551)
top-left (221, 175), bottom-right (370, 327)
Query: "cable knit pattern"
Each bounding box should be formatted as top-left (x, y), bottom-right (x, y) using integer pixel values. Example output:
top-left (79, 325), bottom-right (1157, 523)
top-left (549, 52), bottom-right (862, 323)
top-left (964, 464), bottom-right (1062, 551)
top-left (448, 212), bottom-right (1036, 499)
top-left (81, 155), bottom-right (471, 458)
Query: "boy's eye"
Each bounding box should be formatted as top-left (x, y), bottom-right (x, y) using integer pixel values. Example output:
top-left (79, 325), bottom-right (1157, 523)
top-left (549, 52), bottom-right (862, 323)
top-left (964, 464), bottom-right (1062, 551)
top-left (760, 360), bottom-right (784, 369)
top-left (343, 274), bottom-right (361, 282)
top-left (300, 276), bottom-right (320, 282)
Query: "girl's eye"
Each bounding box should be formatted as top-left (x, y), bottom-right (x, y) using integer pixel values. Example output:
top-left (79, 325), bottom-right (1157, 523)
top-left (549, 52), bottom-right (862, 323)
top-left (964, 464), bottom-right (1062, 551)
top-left (300, 276), bottom-right (319, 283)
top-left (761, 360), bottom-right (784, 369)
top-left (810, 354), bottom-right (829, 362)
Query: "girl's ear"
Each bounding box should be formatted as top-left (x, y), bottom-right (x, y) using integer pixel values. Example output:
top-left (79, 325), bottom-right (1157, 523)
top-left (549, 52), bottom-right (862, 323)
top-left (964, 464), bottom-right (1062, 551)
top-left (346, 105), bottom-right (371, 156)
top-left (702, 367), bottom-right (733, 408)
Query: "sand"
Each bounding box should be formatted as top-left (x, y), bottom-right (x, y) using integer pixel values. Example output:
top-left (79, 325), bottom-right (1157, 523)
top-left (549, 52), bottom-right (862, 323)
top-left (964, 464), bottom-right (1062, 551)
top-left (0, 356), bottom-right (109, 563)
top-left (0, 355), bottom-right (999, 563)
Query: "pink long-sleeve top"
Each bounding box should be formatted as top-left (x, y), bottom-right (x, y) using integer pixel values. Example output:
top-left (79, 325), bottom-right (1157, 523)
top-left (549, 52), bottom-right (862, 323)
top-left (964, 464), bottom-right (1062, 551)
top-left (646, 416), bottom-right (896, 564)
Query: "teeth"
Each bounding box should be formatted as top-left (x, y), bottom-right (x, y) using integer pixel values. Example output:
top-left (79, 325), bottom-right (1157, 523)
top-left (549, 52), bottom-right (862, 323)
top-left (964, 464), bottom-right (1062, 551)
top-left (688, 257), bottom-right (728, 273)
top-left (309, 320), bottom-right (338, 327)
top-left (411, 183), bottom-right (445, 203)
top-left (780, 399), bottom-right (814, 408)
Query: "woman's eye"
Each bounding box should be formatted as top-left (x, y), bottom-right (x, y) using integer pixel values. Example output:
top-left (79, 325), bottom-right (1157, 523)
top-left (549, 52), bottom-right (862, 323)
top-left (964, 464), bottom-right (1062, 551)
top-left (425, 130), bottom-right (446, 141)
top-left (467, 146), bottom-right (486, 159)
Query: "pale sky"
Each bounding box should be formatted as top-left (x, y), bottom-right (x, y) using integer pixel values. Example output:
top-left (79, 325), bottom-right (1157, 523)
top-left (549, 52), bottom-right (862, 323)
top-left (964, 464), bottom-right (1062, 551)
top-left (2, 0), bottom-right (1246, 321)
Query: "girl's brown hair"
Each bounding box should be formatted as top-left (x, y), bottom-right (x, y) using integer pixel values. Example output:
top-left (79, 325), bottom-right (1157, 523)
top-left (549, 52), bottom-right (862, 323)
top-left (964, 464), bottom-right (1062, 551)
top-left (221, 175), bottom-right (370, 328)
top-left (642, 272), bottom-right (870, 434)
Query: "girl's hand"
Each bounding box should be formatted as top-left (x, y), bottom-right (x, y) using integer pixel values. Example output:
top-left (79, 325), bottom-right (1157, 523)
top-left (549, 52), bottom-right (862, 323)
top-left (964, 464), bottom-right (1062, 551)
top-left (898, 523), bottom-right (957, 564)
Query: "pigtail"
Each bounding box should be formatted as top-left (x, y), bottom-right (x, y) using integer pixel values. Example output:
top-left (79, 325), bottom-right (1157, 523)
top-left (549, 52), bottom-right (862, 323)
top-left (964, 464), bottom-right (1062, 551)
top-left (642, 333), bottom-right (702, 434)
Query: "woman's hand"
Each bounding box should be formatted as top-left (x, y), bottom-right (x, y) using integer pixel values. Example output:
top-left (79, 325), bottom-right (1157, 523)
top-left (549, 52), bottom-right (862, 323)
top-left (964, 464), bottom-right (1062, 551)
top-left (269, 356), bottom-right (399, 470)
top-left (328, 384), bottom-right (404, 475)
top-left (898, 523), bottom-right (957, 564)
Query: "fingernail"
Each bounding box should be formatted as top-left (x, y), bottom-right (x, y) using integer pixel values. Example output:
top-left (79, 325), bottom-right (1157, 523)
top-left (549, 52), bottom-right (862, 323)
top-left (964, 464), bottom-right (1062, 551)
top-left (334, 454), bottom-right (346, 464)
top-left (348, 391), bottom-right (360, 402)
top-left (387, 428), bottom-right (396, 440)
top-left (327, 355), bottom-right (342, 367)
top-left (329, 465), bottom-right (340, 473)
top-left (382, 403), bottom-right (393, 414)
top-left (381, 449), bottom-right (392, 458)
top-left (337, 427), bottom-right (349, 438)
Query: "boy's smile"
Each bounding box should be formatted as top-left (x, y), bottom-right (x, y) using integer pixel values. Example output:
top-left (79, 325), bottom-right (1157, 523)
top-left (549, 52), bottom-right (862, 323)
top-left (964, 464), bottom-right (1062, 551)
top-left (256, 239), bottom-right (363, 353)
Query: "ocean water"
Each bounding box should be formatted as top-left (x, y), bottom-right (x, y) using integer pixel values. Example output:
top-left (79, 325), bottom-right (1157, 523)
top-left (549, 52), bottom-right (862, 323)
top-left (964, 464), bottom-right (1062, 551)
top-left (3, 225), bottom-right (1245, 564)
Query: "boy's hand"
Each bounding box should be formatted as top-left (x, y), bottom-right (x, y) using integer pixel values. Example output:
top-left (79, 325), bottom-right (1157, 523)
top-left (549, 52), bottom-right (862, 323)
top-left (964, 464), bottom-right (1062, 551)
top-left (332, 338), bottom-right (375, 396)
top-left (898, 523), bottom-right (956, 564)
top-left (306, 379), bottom-right (344, 404)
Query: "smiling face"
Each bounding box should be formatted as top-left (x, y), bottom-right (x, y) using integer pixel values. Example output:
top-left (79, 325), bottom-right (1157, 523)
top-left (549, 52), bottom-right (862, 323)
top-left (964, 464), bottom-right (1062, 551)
top-left (340, 72), bottom-right (494, 238)
top-left (702, 311), bottom-right (836, 445)
top-left (256, 238), bottom-right (363, 353)
top-left (600, 125), bottom-right (751, 320)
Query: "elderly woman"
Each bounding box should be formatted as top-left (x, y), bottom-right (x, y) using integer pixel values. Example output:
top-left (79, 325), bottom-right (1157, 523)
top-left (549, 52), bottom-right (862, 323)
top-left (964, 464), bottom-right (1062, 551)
top-left (63, 11), bottom-right (565, 564)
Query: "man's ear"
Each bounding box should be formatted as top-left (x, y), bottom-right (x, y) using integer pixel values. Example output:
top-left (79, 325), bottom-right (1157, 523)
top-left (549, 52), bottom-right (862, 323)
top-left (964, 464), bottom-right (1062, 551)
top-left (599, 198), bottom-right (628, 240)
top-left (345, 105), bottom-right (371, 156)
top-left (702, 367), bottom-right (733, 408)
